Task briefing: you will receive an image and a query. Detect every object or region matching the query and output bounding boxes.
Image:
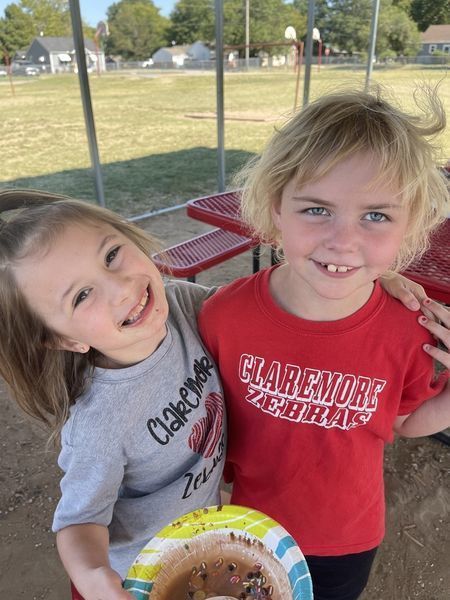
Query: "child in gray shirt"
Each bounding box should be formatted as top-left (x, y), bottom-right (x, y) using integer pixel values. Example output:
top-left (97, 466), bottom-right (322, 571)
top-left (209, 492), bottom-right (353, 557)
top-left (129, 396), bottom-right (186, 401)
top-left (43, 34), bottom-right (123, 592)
top-left (0, 190), bottom-right (225, 600)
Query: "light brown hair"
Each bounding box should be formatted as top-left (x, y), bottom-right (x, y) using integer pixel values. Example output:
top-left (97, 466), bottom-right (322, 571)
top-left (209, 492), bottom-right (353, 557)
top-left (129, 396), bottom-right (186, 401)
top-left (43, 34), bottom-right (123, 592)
top-left (0, 189), bottom-right (161, 442)
top-left (235, 87), bottom-right (448, 271)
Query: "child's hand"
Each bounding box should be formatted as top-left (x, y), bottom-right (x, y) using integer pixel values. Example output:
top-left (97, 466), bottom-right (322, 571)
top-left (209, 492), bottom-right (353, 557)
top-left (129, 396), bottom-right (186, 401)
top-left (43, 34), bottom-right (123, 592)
top-left (379, 272), bottom-right (428, 312)
top-left (78, 565), bottom-right (133, 600)
top-left (419, 299), bottom-right (450, 370)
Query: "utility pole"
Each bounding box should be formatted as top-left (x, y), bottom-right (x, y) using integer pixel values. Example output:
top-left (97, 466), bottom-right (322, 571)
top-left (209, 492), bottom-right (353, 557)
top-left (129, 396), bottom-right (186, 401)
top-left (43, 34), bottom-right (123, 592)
top-left (365, 0), bottom-right (380, 90)
top-left (245, 0), bottom-right (250, 69)
top-left (215, 0), bottom-right (225, 192)
top-left (303, 0), bottom-right (315, 106)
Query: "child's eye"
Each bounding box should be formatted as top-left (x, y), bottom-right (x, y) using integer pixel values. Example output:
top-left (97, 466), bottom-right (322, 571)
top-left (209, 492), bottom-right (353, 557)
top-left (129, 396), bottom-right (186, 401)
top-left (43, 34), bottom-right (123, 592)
top-left (305, 207), bottom-right (329, 216)
top-left (74, 289), bottom-right (90, 308)
top-left (106, 246), bottom-right (120, 266)
top-left (364, 212), bottom-right (389, 222)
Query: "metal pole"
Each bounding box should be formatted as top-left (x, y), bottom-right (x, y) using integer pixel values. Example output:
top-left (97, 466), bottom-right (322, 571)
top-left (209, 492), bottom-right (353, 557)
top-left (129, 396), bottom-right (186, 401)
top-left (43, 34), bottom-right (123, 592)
top-left (303, 0), bottom-right (315, 106)
top-left (293, 41), bottom-right (304, 112)
top-left (127, 202), bottom-right (186, 223)
top-left (68, 0), bottom-right (105, 206)
top-left (365, 0), bottom-right (380, 91)
top-left (215, 0), bottom-right (225, 192)
top-left (245, 0), bottom-right (250, 69)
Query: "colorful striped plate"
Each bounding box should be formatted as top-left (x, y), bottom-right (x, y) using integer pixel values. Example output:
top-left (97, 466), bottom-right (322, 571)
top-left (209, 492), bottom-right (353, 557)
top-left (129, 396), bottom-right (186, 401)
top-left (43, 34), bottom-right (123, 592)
top-left (123, 504), bottom-right (312, 600)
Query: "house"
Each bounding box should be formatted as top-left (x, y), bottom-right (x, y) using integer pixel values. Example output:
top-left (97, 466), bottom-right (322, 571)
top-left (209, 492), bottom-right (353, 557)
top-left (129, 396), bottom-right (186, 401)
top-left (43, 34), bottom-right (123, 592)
top-left (152, 45), bottom-right (190, 67)
top-left (187, 41), bottom-right (211, 62)
top-left (13, 48), bottom-right (28, 61)
top-left (152, 41), bottom-right (211, 67)
top-left (25, 36), bottom-right (105, 74)
top-left (418, 24), bottom-right (450, 56)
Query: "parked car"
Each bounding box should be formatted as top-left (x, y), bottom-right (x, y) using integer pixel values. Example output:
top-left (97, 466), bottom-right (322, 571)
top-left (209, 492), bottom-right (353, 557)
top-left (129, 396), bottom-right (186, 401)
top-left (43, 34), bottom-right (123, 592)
top-left (0, 68), bottom-right (7, 76)
top-left (141, 58), bottom-right (153, 68)
top-left (24, 66), bottom-right (40, 76)
top-left (11, 61), bottom-right (40, 76)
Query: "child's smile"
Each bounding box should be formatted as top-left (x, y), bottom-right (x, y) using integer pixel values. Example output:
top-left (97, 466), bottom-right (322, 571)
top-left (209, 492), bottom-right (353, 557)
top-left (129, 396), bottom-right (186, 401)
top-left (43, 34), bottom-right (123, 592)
top-left (316, 262), bottom-right (357, 275)
top-left (121, 287), bottom-right (151, 326)
top-left (270, 153), bottom-right (410, 321)
top-left (13, 222), bottom-right (169, 367)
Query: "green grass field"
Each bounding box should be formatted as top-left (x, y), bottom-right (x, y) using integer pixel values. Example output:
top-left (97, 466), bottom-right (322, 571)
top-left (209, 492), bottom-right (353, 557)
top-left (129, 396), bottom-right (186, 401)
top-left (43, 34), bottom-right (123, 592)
top-left (0, 65), bottom-right (448, 217)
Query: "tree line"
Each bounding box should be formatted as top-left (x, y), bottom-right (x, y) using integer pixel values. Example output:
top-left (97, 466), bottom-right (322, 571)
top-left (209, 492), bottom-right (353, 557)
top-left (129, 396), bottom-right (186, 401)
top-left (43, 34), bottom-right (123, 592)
top-left (0, 0), bottom-right (449, 64)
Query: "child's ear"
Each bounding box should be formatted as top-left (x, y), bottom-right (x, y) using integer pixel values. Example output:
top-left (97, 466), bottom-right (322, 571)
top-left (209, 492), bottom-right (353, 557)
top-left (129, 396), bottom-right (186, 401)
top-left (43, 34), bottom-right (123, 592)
top-left (271, 199), bottom-right (282, 229)
top-left (50, 337), bottom-right (90, 354)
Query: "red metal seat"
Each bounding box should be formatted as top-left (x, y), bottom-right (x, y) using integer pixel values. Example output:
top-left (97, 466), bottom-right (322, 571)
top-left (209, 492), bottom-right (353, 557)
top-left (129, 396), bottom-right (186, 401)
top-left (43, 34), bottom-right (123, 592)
top-left (186, 190), bottom-right (245, 235)
top-left (152, 227), bottom-right (253, 282)
top-left (401, 220), bottom-right (450, 304)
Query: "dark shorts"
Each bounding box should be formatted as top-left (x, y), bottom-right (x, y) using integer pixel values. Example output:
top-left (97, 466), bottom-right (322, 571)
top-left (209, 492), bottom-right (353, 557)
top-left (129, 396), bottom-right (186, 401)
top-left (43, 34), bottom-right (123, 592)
top-left (305, 547), bottom-right (378, 600)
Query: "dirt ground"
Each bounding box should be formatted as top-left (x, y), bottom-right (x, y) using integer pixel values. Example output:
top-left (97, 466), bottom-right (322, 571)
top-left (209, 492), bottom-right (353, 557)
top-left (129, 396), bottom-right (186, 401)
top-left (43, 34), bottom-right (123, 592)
top-left (1, 209), bottom-right (449, 600)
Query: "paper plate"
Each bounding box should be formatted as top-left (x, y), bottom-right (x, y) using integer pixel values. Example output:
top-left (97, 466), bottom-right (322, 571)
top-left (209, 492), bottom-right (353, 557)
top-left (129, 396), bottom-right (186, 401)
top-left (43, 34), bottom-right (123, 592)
top-left (123, 504), bottom-right (313, 600)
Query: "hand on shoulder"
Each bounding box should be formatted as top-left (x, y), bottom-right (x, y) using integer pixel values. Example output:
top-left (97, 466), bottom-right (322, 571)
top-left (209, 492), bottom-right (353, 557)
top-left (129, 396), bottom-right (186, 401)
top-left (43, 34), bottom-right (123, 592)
top-left (419, 299), bottom-right (450, 370)
top-left (379, 272), bottom-right (426, 311)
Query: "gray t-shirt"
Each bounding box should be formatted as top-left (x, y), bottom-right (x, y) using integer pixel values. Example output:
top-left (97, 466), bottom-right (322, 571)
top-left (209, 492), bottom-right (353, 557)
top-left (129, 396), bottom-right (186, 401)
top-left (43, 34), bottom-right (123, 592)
top-left (52, 281), bottom-right (225, 578)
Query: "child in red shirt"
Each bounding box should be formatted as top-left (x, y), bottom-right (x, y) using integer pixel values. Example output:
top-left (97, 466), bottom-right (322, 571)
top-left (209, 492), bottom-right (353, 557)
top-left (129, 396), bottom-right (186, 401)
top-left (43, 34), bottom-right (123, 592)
top-left (199, 89), bottom-right (450, 600)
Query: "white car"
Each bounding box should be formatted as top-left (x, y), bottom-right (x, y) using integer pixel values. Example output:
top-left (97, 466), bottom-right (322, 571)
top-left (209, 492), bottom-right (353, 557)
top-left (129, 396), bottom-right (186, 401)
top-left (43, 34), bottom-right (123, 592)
top-left (25, 66), bottom-right (40, 76)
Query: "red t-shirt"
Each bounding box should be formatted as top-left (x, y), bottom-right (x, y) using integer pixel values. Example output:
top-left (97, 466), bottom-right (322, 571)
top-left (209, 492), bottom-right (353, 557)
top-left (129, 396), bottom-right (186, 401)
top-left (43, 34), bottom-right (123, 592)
top-left (199, 267), bottom-right (446, 556)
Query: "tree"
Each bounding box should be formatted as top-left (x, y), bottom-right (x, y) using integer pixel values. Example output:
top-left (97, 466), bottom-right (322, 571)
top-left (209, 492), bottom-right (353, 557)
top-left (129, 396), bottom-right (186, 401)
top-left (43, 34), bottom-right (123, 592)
top-left (377, 3), bottom-right (420, 58)
top-left (167, 0), bottom-right (214, 45)
top-left (0, 0), bottom-right (72, 62)
top-left (293, 0), bottom-right (420, 57)
top-left (0, 4), bottom-right (34, 61)
top-left (410, 0), bottom-right (450, 32)
top-left (18, 0), bottom-right (72, 36)
top-left (391, 0), bottom-right (411, 10)
top-left (327, 0), bottom-right (372, 54)
top-left (247, 0), bottom-right (307, 53)
top-left (168, 0), bottom-right (306, 55)
top-left (293, 0), bottom-right (333, 44)
top-left (282, 3), bottom-right (308, 43)
top-left (106, 0), bottom-right (168, 60)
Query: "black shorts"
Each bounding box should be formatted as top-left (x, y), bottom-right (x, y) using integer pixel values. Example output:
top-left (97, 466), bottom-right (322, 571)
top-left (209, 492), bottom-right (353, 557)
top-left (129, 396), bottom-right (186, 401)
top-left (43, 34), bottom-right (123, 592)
top-left (305, 547), bottom-right (378, 600)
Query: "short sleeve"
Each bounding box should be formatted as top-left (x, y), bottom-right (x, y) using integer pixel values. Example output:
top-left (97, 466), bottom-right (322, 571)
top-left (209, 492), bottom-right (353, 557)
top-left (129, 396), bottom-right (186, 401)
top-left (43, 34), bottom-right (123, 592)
top-left (166, 280), bottom-right (218, 320)
top-left (52, 429), bottom-right (125, 532)
top-left (398, 360), bottom-right (448, 417)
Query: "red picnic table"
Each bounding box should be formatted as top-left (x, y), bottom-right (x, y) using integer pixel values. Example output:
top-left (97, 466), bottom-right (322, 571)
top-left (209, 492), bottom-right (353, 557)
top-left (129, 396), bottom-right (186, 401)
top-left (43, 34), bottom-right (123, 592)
top-left (187, 190), bottom-right (261, 272)
top-left (401, 218), bottom-right (450, 304)
top-left (187, 190), bottom-right (247, 236)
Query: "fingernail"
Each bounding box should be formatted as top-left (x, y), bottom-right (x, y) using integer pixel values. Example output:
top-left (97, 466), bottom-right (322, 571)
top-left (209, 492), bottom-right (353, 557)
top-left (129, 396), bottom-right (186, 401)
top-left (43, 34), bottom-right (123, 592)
top-left (423, 344), bottom-right (431, 351)
top-left (419, 316), bottom-right (427, 324)
top-left (423, 298), bottom-right (431, 305)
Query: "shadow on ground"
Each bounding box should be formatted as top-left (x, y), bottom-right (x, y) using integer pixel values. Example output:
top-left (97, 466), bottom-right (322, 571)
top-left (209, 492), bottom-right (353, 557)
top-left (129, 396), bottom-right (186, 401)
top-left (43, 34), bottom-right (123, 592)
top-left (0, 147), bottom-right (256, 218)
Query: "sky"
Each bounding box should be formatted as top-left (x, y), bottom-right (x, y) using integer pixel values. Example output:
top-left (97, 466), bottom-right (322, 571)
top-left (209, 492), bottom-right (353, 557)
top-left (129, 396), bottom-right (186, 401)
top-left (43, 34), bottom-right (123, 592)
top-left (0, 1), bottom-right (177, 26)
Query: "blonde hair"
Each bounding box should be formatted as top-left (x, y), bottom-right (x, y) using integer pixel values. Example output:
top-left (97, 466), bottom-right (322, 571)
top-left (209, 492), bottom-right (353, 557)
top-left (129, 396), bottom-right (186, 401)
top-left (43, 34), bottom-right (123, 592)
top-left (236, 87), bottom-right (448, 271)
top-left (0, 189), bottom-right (161, 442)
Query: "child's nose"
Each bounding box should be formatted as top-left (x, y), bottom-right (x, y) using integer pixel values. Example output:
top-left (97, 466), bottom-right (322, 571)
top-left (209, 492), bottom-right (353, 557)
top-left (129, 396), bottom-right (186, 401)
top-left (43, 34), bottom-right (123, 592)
top-left (106, 273), bottom-right (134, 305)
top-left (324, 220), bottom-right (360, 251)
